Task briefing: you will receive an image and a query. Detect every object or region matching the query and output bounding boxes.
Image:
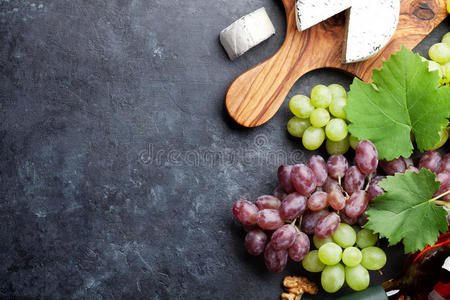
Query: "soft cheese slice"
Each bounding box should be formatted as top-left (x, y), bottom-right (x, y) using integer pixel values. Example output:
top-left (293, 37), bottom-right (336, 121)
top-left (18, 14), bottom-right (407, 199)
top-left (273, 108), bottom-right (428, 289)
top-left (220, 7), bottom-right (275, 60)
top-left (295, 0), bottom-right (352, 31)
top-left (343, 0), bottom-right (400, 63)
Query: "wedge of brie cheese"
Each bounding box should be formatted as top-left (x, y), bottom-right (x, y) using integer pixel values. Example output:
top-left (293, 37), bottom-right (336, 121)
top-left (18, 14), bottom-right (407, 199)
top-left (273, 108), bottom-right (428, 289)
top-left (295, 0), bottom-right (352, 31)
top-left (220, 7), bottom-right (275, 60)
top-left (343, 0), bottom-right (400, 63)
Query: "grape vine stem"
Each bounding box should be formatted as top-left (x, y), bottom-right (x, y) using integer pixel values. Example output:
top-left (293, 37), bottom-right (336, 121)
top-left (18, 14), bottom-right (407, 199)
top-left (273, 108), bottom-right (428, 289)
top-left (430, 190), bottom-right (450, 209)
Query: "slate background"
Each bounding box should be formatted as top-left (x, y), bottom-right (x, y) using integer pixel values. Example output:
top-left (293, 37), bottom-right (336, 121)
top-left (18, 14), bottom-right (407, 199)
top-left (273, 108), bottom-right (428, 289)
top-left (0, 0), bottom-right (448, 299)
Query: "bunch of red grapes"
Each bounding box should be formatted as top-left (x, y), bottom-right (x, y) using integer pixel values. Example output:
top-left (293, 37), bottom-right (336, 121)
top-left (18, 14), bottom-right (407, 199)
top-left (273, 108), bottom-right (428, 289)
top-left (232, 140), bottom-right (380, 272)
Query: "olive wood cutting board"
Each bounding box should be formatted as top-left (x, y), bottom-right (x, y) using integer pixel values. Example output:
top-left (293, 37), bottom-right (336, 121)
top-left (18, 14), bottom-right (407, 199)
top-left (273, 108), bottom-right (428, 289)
top-left (225, 0), bottom-right (448, 127)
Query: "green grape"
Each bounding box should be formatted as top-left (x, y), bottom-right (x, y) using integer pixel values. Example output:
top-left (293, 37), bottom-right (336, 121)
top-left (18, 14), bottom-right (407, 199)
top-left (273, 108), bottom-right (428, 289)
top-left (325, 118), bottom-right (348, 142)
top-left (332, 223), bottom-right (356, 248)
top-left (429, 43), bottom-right (450, 64)
top-left (326, 136), bottom-right (350, 155)
top-left (441, 62), bottom-right (450, 85)
top-left (427, 60), bottom-right (444, 76)
top-left (318, 242), bottom-right (342, 265)
top-left (328, 84), bottom-right (347, 99)
top-left (361, 246), bottom-right (387, 270)
top-left (356, 229), bottom-right (378, 249)
top-left (329, 96), bottom-right (347, 118)
top-left (321, 263), bottom-right (345, 293)
top-left (349, 135), bottom-right (360, 150)
top-left (310, 108), bottom-right (330, 128)
top-left (290, 95), bottom-right (315, 118)
top-left (342, 247), bottom-right (362, 267)
top-left (345, 264), bottom-right (370, 291)
top-left (302, 127), bottom-right (325, 150)
top-left (310, 85), bottom-right (332, 108)
top-left (287, 117), bottom-right (311, 138)
top-left (313, 235), bottom-right (333, 249)
top-left (430, 127), bottom-right (448, 150)
top-left (302, 250), bottom-right (326, 272)
top-left (442, 32), bottom-right (450, 44)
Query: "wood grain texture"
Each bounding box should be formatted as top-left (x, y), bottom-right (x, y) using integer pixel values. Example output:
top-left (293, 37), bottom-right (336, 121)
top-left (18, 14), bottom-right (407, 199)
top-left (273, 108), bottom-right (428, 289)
top-left (225, 0), bottom-right (448, 127)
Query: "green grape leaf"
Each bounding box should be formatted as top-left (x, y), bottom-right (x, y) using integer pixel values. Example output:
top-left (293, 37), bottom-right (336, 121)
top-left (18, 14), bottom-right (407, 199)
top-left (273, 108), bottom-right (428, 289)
top-left (345, 46), bottom-right (450, 160)
top-left (364, 169), bottom-right (448, 253)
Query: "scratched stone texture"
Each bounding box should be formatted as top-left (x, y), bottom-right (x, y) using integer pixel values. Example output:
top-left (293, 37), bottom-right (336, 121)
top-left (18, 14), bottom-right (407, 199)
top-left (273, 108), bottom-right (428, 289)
top-left (0, 0), bottom-right (448, 299)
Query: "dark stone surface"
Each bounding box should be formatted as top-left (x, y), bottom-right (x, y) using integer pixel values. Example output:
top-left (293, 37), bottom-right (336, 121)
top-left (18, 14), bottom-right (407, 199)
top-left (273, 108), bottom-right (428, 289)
top-left (0, 0), bottom-right (448, 298)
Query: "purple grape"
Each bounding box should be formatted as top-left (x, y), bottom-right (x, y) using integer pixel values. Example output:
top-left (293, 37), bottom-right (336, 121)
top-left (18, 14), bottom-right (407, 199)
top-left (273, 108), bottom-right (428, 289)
top-left (301, 210), bottom-right (328, 235)
top-left (307, 191), bottom-right (328, 211)
top-left (233, 200), bottom-right (258, 225)
top-left (273, 185), bottom-right (288, 201)
top-left (264, 242), bottom-right (288, 272)
top-left (291, 164), bottom-right (317, 196)
top-left (355, 140), bottom-right (378, 174)
top-left (327, 189), bottom-right (346, 211)
top-left (244, 229), bottom-right (267, 255)
top-left (271, 225), bottom-right (297, 250)
top-left (308, 155), bottom-right (328, 186)
top-left (403, 157), bottom-right (414, 168)
top-left (434, 171), bottom-right (450, 198)
top-left (279, 192), bottom-right (307, 220)
top-left (255, 195), bottom-right (282, 210)
top-left (345, 190), bottom-right (369, 218)
top-left (380, 158), bottom-right (406, 175)
top-left (288, 232), bottom-right (310, 262)
top-left (257, 209), bottom-right (284, 230)
top-left (418, 151), bottom-right (442, 173)
top-left (407, 166), bottom-right (419, 173)
top-left (327, 155), bottom-right (349, 179)
top-left (314, 212), bottom-right (340, 239)
top-left (323, 177), bottom-right (339, 193)
top-left (278, 165), bottom-right (295, 193)
top-left (367, 176), bottom-right (385, 202)
top-left (344, 166), bottom-right (365, 195)
top-left (339, 210), bottom-right (358, 225)
top-left (439, 154), bottom-right (450, 173)
top-left (357, 209), bottom-right (368, 226)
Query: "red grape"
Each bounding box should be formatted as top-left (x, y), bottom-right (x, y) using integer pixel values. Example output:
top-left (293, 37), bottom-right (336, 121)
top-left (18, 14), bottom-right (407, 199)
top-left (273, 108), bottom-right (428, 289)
top-left (407, 166), bottom-right (419, 173)
top-left (314, 212), bottom-right (340, 239)
top-left (339, 210), bottom-right (358, 225)
top-left (403, 157), bottom-right (414, 168)
top-left (439, 153), bottom-right (450, 173)
top-left (327, 154), bottom-right (349, 179)
top-left (345, 190), bottom-right (369, 218)
top-left (307, 191), bottom-right (328, 211)
top-left (327, 189), bottom-right (346, 210)
top-left (271, 225), bottom-right (297, 250)
top-left (323, 177), bottom-right (339, 193)
top-left (278, 165), bottom-right (295, 193)
top-left (273, 185), bottom-right (288, 200)
top-left (367, 176), bottom-right (385, 202)
top-left (434, 171), bottom-right (450, 198)
top-left (244, 229), bottom-right (267, 255)
top-left (308, 155), bottom-right (328, 186)
top-left (418, 151), bottom-right (442, 173)
top-left (380, 158), bottom-right (406, 175)
top-left (257, 209), bottom-right (284, 230)
top-left (357, 209), bottom-right (368, 226)
top-left (264, 242), bottom-right (288, 272)
top-left (344, 166), bottom-right (365, 195)
top-left (291, 164), bottom-right (317, 196)
top-left (255, 195), bottom-right (281, 210)
top-left (288, 232), bottom-right (310, 262)
top-left (279, 192), bottom-right (307, 220)
top-left (233, 200), bottom-right (258, 225)
top-left (301, 209), bottom-right (328, 235)
top-left (355, 140), bottom-right (378, 174)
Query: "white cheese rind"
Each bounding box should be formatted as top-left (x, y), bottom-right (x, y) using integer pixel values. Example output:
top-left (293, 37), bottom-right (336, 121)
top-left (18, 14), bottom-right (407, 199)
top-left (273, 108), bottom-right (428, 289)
top-left (220, 7), bottom-right (275, 60)
top-left (343, 0), bottom-right (400, 63)
top-left (295, 0), bottom-right (352, 31)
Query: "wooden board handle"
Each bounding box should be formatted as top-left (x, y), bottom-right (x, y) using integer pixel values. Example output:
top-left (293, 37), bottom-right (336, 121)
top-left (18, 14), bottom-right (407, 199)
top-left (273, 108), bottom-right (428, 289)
top-left (225, 0), bottom-right (448, 128)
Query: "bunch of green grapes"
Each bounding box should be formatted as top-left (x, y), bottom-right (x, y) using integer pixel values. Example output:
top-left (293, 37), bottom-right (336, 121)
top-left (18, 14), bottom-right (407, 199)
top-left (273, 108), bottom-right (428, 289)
top-left (302, 223), bottom-right (386, 293)
top-left (423, 31), bottom-right (450, 86)
top-left (287, 84), bottom-right (359, 155)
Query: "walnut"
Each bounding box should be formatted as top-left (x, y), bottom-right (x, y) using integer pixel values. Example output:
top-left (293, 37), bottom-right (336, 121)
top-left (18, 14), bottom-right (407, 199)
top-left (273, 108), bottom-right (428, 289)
top-left (281, 275), bottom-right (318, 300)
top-left (283, 276), bottom-right (300, 289)
top-left (281, 293), bottom-right (297, 300)
top-left (295, 276), bottom-right (318, 295)
top-left (287, 287), bottom-right (304, 295)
